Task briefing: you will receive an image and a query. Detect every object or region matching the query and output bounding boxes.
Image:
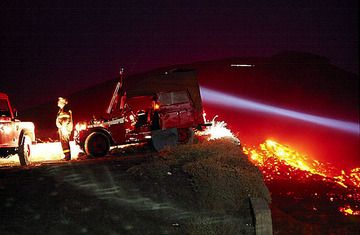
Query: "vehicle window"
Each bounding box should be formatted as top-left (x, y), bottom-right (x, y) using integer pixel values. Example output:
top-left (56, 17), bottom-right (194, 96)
top-left (159, 91), bottom-right (189, 105)
top-left (0, 99), bottom-right (11, 117)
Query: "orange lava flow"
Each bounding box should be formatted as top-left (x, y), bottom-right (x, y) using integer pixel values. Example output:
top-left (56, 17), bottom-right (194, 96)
top-left (242, 140), bottom-right (360, 189)
top-left (243, 139), bottom-right (360, 216)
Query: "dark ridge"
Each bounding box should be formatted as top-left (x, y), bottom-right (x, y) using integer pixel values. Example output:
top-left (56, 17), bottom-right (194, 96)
top-left (270, 51), bottom-right (330, 65)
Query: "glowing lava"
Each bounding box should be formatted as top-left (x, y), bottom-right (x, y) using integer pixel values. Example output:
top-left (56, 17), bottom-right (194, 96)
top-left (243, 139), bottom-right (360, 216)
top-left (242, 140), bottom-right (360, 189)
top-left (245, 139), bottom-right (329, 177)
top-left (339, 205), bottom-right (360, 216)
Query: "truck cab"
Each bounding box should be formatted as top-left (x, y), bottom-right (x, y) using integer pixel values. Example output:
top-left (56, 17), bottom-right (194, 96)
top-left (0, 92), bottom-right (35, 166)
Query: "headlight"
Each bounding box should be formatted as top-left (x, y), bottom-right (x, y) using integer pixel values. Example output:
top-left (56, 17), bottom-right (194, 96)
top-left (0, 123), bottom-right (12, 134)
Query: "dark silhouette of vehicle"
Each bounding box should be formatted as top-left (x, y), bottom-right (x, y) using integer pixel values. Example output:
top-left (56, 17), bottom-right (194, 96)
top-left (0, 92), bottom-right (35, 165)
top-left (74, 69), bottom-right (208, 157)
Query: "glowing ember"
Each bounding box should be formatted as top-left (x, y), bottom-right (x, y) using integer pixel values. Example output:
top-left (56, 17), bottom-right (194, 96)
top-left (339, 205), bottom-right (360, 216)
top-left (349, 168), bottom-right (360, 188)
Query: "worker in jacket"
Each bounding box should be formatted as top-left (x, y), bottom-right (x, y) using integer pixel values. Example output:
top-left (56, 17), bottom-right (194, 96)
top-left (56, 97), bottom-right (73, 161)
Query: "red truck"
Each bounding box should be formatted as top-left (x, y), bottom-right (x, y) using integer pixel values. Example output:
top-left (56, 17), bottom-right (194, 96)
top-left (74, 69), bottom-right (207, 157)
top-left (0, 92), bottom-right (36, 166)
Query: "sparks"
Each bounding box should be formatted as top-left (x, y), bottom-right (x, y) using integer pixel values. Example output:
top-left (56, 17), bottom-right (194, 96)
top-left (197, 114), bottom-right (240, 144)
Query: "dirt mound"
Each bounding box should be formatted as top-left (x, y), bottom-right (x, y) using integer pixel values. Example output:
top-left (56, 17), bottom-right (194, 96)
top-left (127, 138), bottom-right (271, 234)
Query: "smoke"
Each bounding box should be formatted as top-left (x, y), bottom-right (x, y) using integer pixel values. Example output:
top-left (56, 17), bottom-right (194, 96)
top-left (200, 87), bottom-right (359, 135)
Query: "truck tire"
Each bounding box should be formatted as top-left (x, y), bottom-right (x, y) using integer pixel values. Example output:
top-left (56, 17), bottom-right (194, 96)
top-left (18, 135), bottom-right (31, 166)
top-left (84, 132), bottom-right (110, 157)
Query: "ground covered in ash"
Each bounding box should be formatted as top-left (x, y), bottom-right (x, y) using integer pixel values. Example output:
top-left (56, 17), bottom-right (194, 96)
top-left (0, 139), bottom-right (269, 235)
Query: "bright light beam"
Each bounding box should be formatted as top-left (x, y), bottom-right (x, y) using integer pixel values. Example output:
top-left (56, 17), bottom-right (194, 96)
top-left (200, 87), bottom-right (359, 135)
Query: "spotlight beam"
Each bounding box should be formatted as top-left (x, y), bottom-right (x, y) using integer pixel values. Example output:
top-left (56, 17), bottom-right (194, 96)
top-left (200, 87), bottom-right (359, 135)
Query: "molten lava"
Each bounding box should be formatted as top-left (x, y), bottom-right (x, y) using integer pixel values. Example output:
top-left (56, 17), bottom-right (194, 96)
top-left (243, 140), bottom-right (360, 216)
top-left (242, 140), bottom-right (360, 189)
top-left (339, 205), bottom-right (360, 216)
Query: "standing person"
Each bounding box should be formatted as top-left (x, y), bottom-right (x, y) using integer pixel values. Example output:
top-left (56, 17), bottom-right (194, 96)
top-left (56, 97), bottom-right (73, 161)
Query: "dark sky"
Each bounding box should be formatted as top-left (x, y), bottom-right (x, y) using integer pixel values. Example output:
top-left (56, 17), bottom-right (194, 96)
top-left (0, 0), bottom-right (358, 110)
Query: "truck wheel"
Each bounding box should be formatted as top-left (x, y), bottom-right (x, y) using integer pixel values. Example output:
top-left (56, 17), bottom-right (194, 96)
top-left (18, 135), bottom-right (31, 166)
top-left (178, 128), bottom-right (194, 144)
top-left (84, 132), bottom-right (110, 157)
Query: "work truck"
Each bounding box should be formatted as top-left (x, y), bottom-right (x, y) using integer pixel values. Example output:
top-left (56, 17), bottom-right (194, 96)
top-left (0, 92), bottom-right (35, 166)
top-left (74, 68), bottom-right (208, 157)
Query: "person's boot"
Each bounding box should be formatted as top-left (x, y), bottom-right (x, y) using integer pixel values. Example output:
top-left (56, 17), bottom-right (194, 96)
top-left (62, 155), bottom-right (71, 161)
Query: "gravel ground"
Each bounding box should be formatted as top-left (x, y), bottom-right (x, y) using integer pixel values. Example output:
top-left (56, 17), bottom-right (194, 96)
top-left (0, 155), bottom-right (254, 235)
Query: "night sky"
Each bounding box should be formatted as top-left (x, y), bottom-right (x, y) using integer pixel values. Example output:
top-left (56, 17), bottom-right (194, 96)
top-left (1, 0), bottom-right (358, 110)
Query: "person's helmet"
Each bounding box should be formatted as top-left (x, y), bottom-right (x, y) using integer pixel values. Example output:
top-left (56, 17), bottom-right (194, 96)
top-left (58, 97), bottom-right (68, 104)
